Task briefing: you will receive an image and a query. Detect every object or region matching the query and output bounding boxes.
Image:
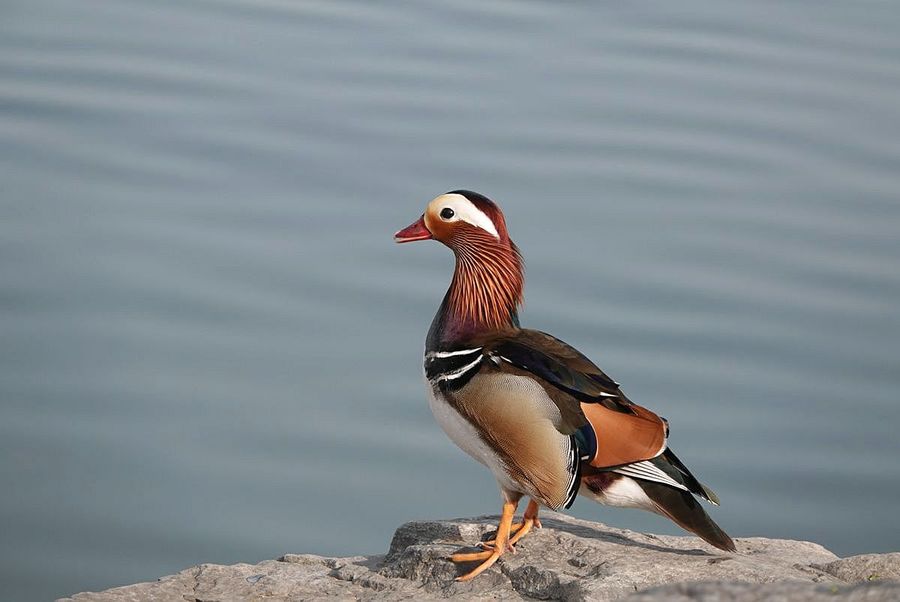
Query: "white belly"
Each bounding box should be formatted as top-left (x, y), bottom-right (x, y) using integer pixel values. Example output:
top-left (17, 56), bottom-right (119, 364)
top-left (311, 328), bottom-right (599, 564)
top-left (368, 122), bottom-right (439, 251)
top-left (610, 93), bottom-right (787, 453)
top-left (426, 383), bottom-right (520, 493)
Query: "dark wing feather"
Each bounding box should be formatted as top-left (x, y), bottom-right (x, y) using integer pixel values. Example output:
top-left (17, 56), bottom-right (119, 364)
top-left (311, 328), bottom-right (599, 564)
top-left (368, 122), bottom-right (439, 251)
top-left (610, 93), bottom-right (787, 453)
top-left (637, 480), bottom-right (735, 551)
top-left (481, 329), bottom-right (668, 468)
top-left (487, 330), bottom-right (628, 411)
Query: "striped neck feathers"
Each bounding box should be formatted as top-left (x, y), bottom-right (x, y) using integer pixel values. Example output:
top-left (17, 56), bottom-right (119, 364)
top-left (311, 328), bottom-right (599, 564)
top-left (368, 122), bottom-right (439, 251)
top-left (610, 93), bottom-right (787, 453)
top-left (437, 234), bottom-right (524, 343)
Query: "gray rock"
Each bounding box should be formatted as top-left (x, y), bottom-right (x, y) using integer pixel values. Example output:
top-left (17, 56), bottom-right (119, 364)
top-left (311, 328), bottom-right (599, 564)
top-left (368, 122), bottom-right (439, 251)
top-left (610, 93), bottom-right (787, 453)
top-left (625, 581), bottom-right (900, 601)
top-left (58, 512), bottom-right (900, 601)
top-left (818, 552), bottom-right (900, 583)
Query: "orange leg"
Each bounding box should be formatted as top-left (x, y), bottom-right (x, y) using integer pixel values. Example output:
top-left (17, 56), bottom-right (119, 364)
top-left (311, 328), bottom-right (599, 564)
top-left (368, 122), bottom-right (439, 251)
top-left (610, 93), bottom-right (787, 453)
top-left (508, 498), bottom-right (541, 546)
top-left (450, 499), bottom-right (517, 581)
top-left (480, 498), bottom-right (542, 550)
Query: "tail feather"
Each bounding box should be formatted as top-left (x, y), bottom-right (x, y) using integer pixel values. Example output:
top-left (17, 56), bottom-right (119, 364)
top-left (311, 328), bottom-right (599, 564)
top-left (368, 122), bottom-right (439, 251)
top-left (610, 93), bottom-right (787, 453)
top-left (651, 448), bottom-right (720, 505)
top-left (637, 479), bottom-right (736, 552)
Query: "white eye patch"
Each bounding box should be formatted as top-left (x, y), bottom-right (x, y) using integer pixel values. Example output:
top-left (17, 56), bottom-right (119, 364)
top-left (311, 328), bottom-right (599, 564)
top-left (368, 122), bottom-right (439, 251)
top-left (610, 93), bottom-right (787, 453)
top-left (431, 193), bottom-right (500, 239)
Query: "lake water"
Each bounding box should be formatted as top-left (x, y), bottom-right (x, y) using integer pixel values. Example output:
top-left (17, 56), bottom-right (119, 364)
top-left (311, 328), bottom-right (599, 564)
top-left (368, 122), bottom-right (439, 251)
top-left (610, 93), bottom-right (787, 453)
top-left (2, 1), bottom-right (899, 599)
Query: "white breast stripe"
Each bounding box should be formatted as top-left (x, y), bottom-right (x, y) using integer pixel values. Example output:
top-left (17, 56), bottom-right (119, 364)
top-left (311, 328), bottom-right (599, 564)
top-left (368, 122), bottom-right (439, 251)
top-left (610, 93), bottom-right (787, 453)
top-left (428, 347), bottom-right (483, 359)
top-left (435, 355), bottom-right (483, 382)
top-left (612, 461), bottom-right (689, 492)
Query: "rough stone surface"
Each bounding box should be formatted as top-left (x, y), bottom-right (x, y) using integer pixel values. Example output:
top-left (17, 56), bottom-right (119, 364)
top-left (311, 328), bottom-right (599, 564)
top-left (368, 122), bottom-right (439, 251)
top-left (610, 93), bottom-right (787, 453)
top-left (627, 581), bottom-right (900, 601)
top-left (59, 512), bottom-right (900, 601)
top-left (817, 552), bottom-right (900, 583)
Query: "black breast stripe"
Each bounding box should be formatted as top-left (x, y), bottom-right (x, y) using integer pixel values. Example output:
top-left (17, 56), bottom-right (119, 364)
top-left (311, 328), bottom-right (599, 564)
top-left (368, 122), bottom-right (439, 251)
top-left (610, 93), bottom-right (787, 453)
top-left (563, 434), bottom-right (582, 509)
top-left (424, 348), bottom-right (484, 392)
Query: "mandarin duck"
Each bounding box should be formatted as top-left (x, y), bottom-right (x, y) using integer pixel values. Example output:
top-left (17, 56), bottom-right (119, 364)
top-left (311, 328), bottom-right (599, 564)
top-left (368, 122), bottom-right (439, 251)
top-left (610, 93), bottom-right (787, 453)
top-left (395, 190), bottom-right (735, 581)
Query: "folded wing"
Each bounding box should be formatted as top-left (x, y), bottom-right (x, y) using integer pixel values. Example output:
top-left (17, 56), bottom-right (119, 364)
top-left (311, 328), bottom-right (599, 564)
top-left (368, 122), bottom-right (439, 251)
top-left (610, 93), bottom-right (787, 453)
top-left (485, 329), bottom-right (667, 468)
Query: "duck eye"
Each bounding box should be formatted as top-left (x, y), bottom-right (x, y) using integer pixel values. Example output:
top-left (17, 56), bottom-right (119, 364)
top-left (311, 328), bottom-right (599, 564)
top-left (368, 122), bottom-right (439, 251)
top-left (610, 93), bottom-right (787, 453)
top-left (440, 207), bottom-right (455, 220)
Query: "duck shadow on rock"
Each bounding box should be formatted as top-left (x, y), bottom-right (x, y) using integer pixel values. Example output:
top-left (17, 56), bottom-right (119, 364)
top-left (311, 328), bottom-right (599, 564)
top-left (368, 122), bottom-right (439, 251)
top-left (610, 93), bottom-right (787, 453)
top-left (390, 512), bottom-right (717, 558)
top-left (381, 511), bottom-right (729, 589)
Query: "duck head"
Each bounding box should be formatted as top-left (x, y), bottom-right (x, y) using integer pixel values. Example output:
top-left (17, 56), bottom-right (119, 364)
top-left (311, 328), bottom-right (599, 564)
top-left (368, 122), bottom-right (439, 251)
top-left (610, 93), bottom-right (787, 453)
top-left (395, 190), bottom-right (524, 339)
top-left (394, 190), bottom-right (511, 246)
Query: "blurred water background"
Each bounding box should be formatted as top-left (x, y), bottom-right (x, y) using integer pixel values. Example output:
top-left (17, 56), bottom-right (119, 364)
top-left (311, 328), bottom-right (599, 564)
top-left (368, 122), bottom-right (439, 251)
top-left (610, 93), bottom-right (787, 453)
top-left (2, 1), bottom-right (900, 599)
